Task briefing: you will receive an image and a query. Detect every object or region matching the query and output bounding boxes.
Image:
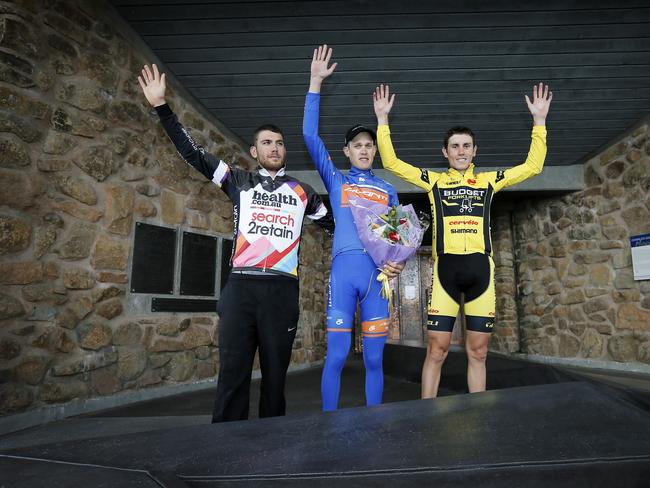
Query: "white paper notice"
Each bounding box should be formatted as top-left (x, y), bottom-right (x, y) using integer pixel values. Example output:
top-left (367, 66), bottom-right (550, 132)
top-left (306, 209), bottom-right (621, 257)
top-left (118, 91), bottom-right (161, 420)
top-left (404, 285), bottom-right (417, 300)
top-left (631, 234), bottom-right (650, 281)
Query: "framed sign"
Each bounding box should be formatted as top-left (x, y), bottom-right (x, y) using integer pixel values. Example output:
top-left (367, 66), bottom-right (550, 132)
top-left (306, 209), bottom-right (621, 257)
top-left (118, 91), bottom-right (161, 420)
top-left (631, 234), bottom-right (650, 281)
top-left (131, 222), bottom-right (176, 294)
top-left (180, 231), bottom-right (218, 296)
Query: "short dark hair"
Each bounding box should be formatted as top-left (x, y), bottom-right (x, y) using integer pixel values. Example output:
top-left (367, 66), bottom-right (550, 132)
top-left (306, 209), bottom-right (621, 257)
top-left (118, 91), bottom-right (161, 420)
top-left (253, 124), bottom-right (284, 144)
top-left (443, 126), bottom-right (476, 148)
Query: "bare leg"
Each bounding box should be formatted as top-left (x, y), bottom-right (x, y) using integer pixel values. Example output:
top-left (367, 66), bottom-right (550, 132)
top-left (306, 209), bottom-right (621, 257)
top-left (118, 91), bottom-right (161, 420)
top-left (465, 330), bottom-right (490, 393)
top-left (421, 331), bottom-right (452, 399)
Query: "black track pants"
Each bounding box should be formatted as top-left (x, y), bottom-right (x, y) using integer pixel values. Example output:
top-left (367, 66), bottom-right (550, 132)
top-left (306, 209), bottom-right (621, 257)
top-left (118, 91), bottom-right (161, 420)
top-left (211, 274), bottom-right (299, 423)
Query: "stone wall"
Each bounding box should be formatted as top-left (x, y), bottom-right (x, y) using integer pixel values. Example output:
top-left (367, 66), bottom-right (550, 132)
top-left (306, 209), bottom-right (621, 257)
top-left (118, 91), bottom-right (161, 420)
top-left (489, 122), bottom-right (650, 365)
top-left (0, 0), bottom-right (330, 417)
top-left (489, 201), bottom-right (521, 354)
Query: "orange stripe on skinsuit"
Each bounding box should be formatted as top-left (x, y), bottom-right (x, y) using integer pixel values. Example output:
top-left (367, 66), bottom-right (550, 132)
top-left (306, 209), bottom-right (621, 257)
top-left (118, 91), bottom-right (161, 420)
top-left (341, 185), bottom-right (389, 207)
top-left (362, 318), bottom-right (389, 336)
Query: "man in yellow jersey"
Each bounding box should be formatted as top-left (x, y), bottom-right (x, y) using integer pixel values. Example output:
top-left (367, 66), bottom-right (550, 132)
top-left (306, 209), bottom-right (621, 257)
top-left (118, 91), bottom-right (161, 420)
top-left (373, 83), bottom-right (553, 398)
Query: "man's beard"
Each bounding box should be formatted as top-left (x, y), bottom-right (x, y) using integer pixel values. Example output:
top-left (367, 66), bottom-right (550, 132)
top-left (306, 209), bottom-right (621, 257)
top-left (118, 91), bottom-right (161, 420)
top-left (258, 157), bottom-right (284, 171)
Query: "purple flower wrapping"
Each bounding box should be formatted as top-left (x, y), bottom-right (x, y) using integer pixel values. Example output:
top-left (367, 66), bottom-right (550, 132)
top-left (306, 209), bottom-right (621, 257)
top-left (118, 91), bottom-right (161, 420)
top-left (347, 197), bottom-right (427, 267)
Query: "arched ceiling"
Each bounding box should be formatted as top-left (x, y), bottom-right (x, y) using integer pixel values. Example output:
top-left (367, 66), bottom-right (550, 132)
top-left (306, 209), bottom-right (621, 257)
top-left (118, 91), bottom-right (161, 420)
top-left (111, 0), bottom-right (650, 182)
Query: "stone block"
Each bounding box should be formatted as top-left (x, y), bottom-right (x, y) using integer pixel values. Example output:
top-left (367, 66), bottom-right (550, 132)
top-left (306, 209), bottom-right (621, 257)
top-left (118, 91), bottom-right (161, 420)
top-left (154, 174), bottom-right (189, 195)
top-left (196, 360), bottom-right (217, 379)
top-left (0, 261), bottom-right (43, 285)
top-left (0, 111), bottom-right (41, 143)
top-left (37, 158), bottom-right (71, 172)
top-left (80, 52), bottom-right (119, 89)
top-left (63, 267), bottom-right (94, 289)
top-left (14, 356), bottom-right (50, 385)
top-left (599, 240), bottom-right (624, 250)
top-left (121, 164), bottom-right (146, 182)
top-left (134, 198), bottom-right (157, 218)
top-left (612, 289), bottom-right (641, 303)
top-left (602, 225), bottom-right (627, 240)
top-left (92, 285), bottom-right (125, 304)
top-left (604, 160), bottom-right (626, 179)
top-left (573, 251), bottom-right (610, 265)
top-left (149, 353), bottom-right (172, 369)
top-left (149, 339), bottom-right (185, 353)
top-left (55, 222), bottom-right (96, 260)
top-left (589, 263), bottom-right (611, 285)
top-left (117, 346), bottom-right (147, 381)
top-left (113, 322), bottom-right (143, 346)
top-left (105, 185), bottom-right (135, 235)
top-left (0, 215), bottom-right (31, 254)
top-left (638, 341), bottom-right (650, 364)
top-left (135, 183), bottom-right (160, 197)
top-left (614, 268), bottom-right (635, 289)
top-left (40, 379), bottom-right (88, 404)
top-left (90, 366), bottom-right (122, 395)
top-left (581, 329), bottom-right (604, 358)
top-left (51, 349), bottom-right (118, 376)
top-left (34, 226), bottom-right (57, 259)
top-left (77, 321), bottom-right (112, 350)
top-left (182, 325), bottom-right (213, 349)
top-left (156, 320), bottom-right (179, 337)
top-left (567, 263), bottom-right (587, 276)
top-left (50, 198), bottom-right (103, 223)
top-left (107, 101), bottom-right (149, 130)
top-left (0, 338), bottom-right (21, 361)
top-left (610, 249), bottom-right (631, 269)
top-left (96, 298), bottom-right (123, 319)
top-left (600, 141), bottom-right (628, 164)
top-left (54, 175), bottom-right (97, 205)
top-left (97, 272), bottom-right (128, 284)
top-left (558, 333), bottom-right (580, 357)
top-left (55, 81), bottom-right (107, 113)
top-left (91, 234), bottom-right (129, 270)
top-left (0, 135), bottom-right (31, 168)
top-left (194, 345), bottom-right (211, 360)
top-left (0, 384), bottom-right (34, 414)
top-left (161, 189), bottom-right (185, 225)
top-left (584, 288), bottom-right (608, 299)
top-left (607, 334), bottom-right (638, 362)
top-left (617, 303), bottom-right (650, 331)
top-left (0, 170), bottom-right (37, 209)
top-left (167, 351), bottom-right (195, 382)
top-left (74, 145), bottom-right (116, 181)
top-left (621, 206), bottom-right (650, 235)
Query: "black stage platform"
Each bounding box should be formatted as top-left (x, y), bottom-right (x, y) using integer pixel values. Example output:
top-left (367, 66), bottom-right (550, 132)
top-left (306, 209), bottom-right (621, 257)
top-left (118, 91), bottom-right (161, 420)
top-left (2, 346), bottom-right (650, 487)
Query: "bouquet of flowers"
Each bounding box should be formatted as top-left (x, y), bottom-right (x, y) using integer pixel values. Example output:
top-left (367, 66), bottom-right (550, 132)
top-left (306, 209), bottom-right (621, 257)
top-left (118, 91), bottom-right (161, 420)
top-left (348, 197), bottom-right (429, 303)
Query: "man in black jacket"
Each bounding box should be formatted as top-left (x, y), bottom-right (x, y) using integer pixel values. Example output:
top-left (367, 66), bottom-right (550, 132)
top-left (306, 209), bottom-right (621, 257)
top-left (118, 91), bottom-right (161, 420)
top-left (139, 64), bottom-right (332, 422)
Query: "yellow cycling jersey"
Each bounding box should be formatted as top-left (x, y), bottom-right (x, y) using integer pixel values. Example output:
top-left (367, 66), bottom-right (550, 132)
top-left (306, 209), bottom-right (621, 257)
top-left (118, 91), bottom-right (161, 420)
top-left (377, 125), bottom-right (547, 259)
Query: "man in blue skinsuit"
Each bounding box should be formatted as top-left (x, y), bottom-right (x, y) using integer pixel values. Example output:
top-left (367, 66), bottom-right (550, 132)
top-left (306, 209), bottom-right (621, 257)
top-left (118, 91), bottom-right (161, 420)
top-left (303, 45), bottom-right (405, 411)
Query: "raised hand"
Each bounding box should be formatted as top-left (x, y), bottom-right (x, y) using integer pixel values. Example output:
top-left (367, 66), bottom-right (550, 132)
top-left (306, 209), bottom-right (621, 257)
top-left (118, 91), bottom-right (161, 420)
top-left (525, 82), bottom-right (553, 126)
top-left (373, 84), bottom-right (395, 125)
top-left (311, 44), bottom-right (337, 80)
top-left (309, 44), bottom-right (337, 93)
top-left (138, 64), bottom-right (167, 107)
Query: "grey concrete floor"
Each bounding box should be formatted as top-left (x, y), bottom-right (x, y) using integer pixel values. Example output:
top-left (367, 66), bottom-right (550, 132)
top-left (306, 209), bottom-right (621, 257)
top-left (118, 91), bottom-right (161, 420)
top-left (0, 356), bottom-right (433, 451)
top-left (3, 353), bottom-right (648, 453)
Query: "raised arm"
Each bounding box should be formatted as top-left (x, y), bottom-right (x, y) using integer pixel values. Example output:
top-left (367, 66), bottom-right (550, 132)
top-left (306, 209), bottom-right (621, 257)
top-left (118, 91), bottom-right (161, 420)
top-left (138, 64), bottom-right (232, 188)
top-left (526, 82), bottom-right (553, 127)
top-left (138, 63), bottom-right (167, 107)
top-left (373, 84), bottom-right (435, 191)
top-left (309, 44), bottom-right (337, 94)
top-left (491, 83), bottom-right (553, 191)
top-left (303, 45), bottom-right (341, 191)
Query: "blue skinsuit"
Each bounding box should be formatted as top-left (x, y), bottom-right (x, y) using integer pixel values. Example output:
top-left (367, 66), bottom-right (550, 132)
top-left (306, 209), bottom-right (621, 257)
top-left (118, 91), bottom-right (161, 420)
top-left (303, 92), bottom-right (399, 411)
